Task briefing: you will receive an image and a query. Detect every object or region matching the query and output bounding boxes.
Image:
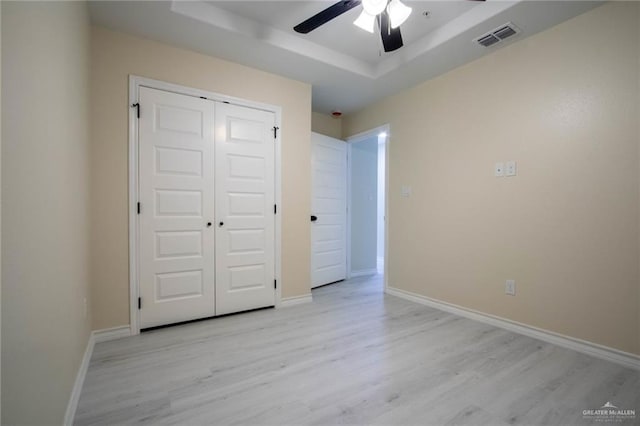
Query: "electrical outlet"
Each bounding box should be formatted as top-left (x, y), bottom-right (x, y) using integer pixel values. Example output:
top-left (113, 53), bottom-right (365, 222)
top-left (505, 161), bottom-right (517, 177)
top-left (505, 280), bottom-right (516, 296)
top-left (494, 162), bottom-right (504, 177)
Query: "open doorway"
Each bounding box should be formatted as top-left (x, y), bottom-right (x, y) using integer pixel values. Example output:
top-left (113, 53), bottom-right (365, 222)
top-left (346, 126), bottom-right (388, 283)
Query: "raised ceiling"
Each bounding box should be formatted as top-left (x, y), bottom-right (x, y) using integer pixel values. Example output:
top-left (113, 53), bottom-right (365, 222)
top-left (89, 1), bottom-right (602, 114)
top-left (209, 1), bottom-right (481, 65)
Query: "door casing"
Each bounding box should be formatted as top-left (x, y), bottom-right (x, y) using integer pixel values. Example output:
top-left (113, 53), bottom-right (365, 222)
top-left (128, 75), bottom-right (283, 335)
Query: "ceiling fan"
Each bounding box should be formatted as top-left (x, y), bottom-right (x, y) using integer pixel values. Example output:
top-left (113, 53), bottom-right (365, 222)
top-left (294, 0), bottom-right (485, 53)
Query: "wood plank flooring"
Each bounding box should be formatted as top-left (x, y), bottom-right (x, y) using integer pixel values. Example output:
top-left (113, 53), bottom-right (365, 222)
top-left (75, 275), bottom-right (640, 425)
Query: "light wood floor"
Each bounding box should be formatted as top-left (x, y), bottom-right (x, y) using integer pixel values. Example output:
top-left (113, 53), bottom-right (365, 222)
top-left (76, 275), bottom-right (639, 425)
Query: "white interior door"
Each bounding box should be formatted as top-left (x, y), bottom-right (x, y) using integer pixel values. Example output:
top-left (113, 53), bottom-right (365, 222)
top-left (214, 103), bottom-right (276, 315)
top-left (138, 87), bottom-right (215, 329)
top-left (311, 132), bottom-right (347, 288)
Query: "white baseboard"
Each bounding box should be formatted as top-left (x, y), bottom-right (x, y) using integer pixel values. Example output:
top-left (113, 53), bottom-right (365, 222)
top-left (385, 286), bottom-right (640, 371)
top-left (350, 268), bottom-right (378, 278)
top-left (64, 332), bottom-right (95, 426)
top-left (280, 293), bottom-right (313, 307)
top-left (64, 325), bottom-right (132, 425)
top-left (93, 325), bottom-right (132, 343)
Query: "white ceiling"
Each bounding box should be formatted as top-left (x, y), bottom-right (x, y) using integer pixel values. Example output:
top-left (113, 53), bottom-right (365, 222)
top-left (208, 1), bottom-right (481, 64)
top-left (89, 0), bottom-right (603, 114)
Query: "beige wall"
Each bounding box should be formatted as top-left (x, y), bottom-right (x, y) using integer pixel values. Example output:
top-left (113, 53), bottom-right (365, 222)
top-left (91, 27), bottom-right (312, 330)
top-left (312, 111), bottom-right (342, 139)
top-left (2, 2), bottom-right (92, 423)
top-left (343, 2), bottom-right (640, 355)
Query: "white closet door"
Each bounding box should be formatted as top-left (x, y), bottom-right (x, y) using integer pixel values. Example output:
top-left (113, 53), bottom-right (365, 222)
top-left (214, 103), bottom-right (276, 315)
top-left (138, 87), bottom-right (215, 329)
top-left (311, 132), bottom-right (347, 288)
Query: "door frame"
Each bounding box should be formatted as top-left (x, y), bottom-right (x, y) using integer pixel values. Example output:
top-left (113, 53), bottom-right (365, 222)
top-left (128, 75), bottom-right (283, 335)
top-left (345, 124), bottom-right (390, 290)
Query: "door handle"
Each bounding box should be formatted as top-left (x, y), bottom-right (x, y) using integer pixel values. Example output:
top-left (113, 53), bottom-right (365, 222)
top-left (219, 221), bottom-right (224, 227)
top-left (311, 215), bottom-right (318, 222)
top-left (206, 222), bottom-right (212, 227)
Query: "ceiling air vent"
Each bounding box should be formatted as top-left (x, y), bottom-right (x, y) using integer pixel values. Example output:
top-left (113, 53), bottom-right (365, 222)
top-left (477, 34), bottom-right (500, 47)
top-left (474, 22), bottom-right (520, 48)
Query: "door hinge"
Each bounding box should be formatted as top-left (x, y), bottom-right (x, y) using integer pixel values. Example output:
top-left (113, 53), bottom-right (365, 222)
top-left (273, 126), bottom-right (279, 139)
top-left (274, 279), bottom-right (277, 289)
top-left (137, 202), bottom-right (141, 214)
top-left (274, 204), bottom-right (277, 214)
top-left (131, 103), bottom-right (140, 119)
top-left (138, 297), bottom-right (142, 310)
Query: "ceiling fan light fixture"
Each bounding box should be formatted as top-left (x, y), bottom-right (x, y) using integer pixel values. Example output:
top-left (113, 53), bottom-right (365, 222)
top-left (387, 0), bottom-right (412, 28)
top-left (354, 10), bottom-right (376, 33)
top-left (361, 0), bottom-right (387, 16)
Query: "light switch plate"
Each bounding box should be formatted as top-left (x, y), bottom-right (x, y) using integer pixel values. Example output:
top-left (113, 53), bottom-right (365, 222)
top-left (495, 162), bottom-right (504, 177)
top-left (505, 279), bottom-right (516, 296)
top-left (506, 161), bottom-right (517, 177)
top-left (401, 185), bottom-right (412, 197)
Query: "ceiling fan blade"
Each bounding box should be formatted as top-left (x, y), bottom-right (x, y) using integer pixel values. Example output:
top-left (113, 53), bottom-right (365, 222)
top-left (294, 0), bottom-right (362, 34)
top-left (379, 10), bottom-right (403, 52)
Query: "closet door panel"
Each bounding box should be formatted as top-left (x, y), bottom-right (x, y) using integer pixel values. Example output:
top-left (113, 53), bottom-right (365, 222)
top-left (214, 103), bottom-right (276, 315)
top-left (138, 87), bottom-right (215, 328)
